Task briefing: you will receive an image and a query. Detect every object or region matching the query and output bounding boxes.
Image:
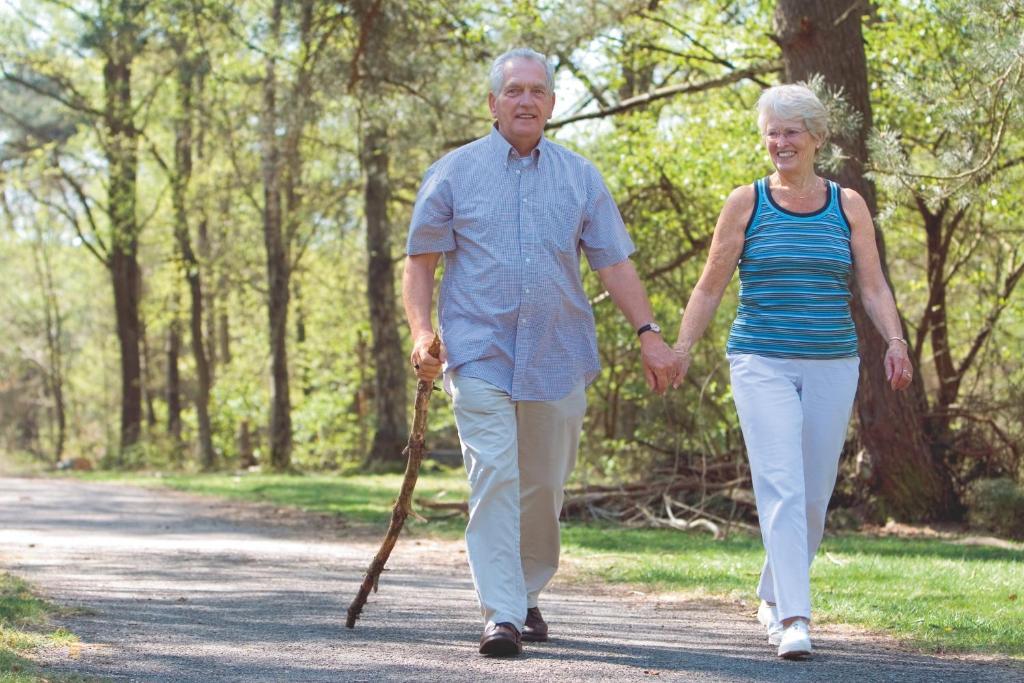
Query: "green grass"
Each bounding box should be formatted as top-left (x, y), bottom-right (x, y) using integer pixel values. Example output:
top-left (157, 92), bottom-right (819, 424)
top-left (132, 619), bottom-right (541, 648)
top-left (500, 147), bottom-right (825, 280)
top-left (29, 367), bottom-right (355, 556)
top-left (80, 469), bottom-right (1024, 658)
top-left (562, 525), bottom-right (1024, 657)
top-left (0, 573), bottom-right (80, 682)
top-left (82, 467), bottom-right (471, 536)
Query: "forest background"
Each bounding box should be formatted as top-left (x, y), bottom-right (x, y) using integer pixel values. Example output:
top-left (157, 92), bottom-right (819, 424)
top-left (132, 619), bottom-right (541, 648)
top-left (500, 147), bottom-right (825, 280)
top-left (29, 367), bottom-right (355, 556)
top-left (0, 0), bottom-right (1021, 526)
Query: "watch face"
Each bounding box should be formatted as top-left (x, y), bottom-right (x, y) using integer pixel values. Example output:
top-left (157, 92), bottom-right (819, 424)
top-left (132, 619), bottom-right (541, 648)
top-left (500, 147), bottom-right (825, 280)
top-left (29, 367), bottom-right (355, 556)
top-left (649, 323), bottom-right (662, 334)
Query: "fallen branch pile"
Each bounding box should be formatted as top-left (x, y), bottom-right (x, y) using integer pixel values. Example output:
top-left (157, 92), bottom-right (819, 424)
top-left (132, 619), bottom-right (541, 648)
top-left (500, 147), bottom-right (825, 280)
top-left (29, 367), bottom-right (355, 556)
top-left (561, 460), bottom-right (758, 539)
top-left (414, 458), bottom-right (759, 540)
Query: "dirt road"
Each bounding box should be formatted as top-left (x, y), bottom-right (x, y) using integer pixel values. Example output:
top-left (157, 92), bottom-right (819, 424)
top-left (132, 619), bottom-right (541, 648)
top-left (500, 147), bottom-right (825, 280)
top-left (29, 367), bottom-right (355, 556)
top-left (1, 477), bottom-right (1019, 681)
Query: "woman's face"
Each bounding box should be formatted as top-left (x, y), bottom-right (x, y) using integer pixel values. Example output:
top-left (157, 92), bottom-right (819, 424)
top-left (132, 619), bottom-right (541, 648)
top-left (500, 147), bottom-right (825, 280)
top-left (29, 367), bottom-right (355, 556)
top-left (761, 114), bottom-right (820, 175)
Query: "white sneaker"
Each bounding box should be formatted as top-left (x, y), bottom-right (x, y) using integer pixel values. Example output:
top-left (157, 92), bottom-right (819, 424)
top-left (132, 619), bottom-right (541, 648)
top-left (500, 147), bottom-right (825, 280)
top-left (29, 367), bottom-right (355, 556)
top-left (777, 620), bottom-right (812, 659)
top-left (756, 601), bottom-right (783, 646)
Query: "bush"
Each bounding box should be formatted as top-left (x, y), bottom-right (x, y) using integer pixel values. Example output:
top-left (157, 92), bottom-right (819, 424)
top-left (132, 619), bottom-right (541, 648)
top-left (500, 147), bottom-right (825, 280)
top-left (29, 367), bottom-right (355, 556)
top-left (964, 478), bottom-right (1024, 540)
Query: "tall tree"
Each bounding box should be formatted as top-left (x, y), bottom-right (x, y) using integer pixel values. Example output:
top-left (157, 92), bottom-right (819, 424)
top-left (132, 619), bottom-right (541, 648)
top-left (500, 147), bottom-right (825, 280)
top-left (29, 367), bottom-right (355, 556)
top-left (774, 0), bottom-right (955, 519)
top-left (98, 0), bottom-right (146, 452)
top-left (350, 0), bottom-right (408, 468)
top-left (866, 0), bottom-right (1024, 482)
top-left (150, 10), bottom-right (217, 469)
top-left (100, 0), bottom-right (146, 451)
top-left (2, 0), bottom-right (150, 453)
top-left (360, 122), bottom-right (408, 467)
top-left (250, 0), bottom-right (342, 470)
top-left (259, 0), bottom-right (294, 470)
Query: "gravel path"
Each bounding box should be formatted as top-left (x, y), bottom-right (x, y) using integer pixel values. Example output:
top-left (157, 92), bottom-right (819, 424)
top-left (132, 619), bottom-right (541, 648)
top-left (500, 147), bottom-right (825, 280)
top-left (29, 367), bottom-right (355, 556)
top-left (1, 476), bottom-right (1020, 682)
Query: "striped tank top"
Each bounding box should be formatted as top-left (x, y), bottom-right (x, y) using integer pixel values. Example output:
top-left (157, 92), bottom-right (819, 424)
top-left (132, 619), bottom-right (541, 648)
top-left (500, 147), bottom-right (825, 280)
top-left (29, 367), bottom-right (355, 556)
top-left (726, 177), bottom-right (858, 359)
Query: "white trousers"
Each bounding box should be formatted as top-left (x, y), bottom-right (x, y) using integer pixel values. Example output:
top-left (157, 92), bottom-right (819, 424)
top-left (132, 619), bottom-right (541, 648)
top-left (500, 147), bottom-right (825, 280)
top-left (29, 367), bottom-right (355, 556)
top-left (449, 372), bottom-right (587, 631)
top-left (728, 353), bottom-right (859, 622)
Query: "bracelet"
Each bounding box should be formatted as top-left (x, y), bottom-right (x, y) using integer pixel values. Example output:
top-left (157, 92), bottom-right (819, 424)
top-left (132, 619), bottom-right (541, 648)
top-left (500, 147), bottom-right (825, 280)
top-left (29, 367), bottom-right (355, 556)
top-left (887, 337), bottom-right (908, 346)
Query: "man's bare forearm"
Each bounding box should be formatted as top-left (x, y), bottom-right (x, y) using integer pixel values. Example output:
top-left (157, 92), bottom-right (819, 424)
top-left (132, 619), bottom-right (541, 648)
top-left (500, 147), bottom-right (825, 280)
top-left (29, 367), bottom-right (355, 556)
top-left (402, 253), bottom-right (441, 339)
top-left (596, 259), bottom-right (655, 329)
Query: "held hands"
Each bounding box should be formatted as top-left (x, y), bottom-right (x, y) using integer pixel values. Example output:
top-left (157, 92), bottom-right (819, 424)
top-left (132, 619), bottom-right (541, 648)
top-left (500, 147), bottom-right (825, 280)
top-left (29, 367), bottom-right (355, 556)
top-left (671, 342), bottom-right (692, 383)
top-left (640, 334), bottom-right (685, 395)
top-left (884, 337), bottom-right (913, 391)
top-left (410, 331), bottom-right (446, 382)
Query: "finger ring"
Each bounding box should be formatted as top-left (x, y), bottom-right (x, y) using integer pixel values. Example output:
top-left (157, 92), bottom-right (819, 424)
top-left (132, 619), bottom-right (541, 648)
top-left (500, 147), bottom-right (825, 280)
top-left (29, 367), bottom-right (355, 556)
top-left (902, 370), bottom-right (911, 376)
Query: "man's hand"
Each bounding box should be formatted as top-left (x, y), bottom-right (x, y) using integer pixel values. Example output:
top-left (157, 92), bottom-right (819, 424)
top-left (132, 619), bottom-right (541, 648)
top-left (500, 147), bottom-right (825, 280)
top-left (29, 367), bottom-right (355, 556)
top-left (410, 331), bottom-right (446, 382)
top-left (640, 333), bottom-right (684, 394)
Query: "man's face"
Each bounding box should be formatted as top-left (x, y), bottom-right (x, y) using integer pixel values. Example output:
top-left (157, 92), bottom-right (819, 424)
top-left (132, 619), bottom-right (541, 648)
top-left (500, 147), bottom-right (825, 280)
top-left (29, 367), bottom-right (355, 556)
top-left (488, 58), bottom-right (556, 152)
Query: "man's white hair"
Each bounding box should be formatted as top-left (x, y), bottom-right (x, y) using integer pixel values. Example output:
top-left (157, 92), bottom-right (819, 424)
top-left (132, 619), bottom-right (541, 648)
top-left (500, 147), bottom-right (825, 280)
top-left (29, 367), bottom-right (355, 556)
top-left (489, 48), bottom-right (554, 95)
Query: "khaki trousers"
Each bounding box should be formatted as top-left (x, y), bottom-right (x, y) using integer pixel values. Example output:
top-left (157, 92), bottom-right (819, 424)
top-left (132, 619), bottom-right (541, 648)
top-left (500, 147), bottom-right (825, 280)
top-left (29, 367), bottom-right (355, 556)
top-left (449, 372), bottom-right (586, 630)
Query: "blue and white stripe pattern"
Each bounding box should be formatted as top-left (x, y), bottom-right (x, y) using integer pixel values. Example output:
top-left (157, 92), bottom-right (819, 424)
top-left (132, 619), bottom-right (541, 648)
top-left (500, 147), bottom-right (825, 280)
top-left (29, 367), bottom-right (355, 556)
top-left (407, 126), bottom-right (635, 401)
top-left (726, 177), bottom-right (858, 359)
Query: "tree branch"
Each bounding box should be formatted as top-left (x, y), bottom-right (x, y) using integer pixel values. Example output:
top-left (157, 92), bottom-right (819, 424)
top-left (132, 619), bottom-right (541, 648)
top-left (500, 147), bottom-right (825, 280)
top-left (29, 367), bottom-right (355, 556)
top-left (546, 62), bottom-right (779, 130)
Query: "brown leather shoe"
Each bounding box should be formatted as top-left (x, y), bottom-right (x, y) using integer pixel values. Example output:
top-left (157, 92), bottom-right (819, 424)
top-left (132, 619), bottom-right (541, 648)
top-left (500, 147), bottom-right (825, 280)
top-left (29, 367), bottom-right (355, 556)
top-left (522, 607), bottom-right (548, 642)
top-left (479, 622), bottom-right (522, 656)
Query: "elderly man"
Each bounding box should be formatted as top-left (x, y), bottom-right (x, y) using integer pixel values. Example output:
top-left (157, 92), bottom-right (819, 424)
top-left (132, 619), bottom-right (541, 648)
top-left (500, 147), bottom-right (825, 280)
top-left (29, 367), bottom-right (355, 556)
top-left (403, 47), bottom-right (681, 657)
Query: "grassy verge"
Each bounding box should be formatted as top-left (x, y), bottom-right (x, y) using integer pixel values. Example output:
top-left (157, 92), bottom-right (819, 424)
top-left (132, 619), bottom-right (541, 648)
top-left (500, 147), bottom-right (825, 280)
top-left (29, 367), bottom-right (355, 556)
top-left (0, 573), bottom-right (79, 682)
top-left (78, 469), bottom-right (1023, 658)
top-left (561, 525), bottom-right (1024, 657)
top-left (81, 468), bottom-right (470, 536)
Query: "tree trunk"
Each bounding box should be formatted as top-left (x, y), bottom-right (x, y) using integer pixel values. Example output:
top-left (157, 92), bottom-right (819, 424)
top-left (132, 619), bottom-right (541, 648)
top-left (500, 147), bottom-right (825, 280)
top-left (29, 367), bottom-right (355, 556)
top-left (171, 49), bottom-right (217, 470)
top-left (198, 216), bottom-right (217, 375)
top-left (110, 249), bottom-right (143, 450)
top-left (30, 225), bottom-right (66, 462)
top-left (218, 305), bottom-right (231, 366)
top-left (261, 0), bottom-right (293, 471)
top-left (166, 314), bottom-right (182, 441)
top-left (774, 0), bottom-right (955, 519)
top-left (362, 124), bottom-right (408, 468)
top-left (104, 37), bottom-right (143, 452)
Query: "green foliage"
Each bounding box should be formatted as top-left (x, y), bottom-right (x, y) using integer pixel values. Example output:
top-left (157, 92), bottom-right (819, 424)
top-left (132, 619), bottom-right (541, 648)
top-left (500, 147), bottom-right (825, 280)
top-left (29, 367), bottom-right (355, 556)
top-left (0, 0), bottom-right (1021, 505)
top-left (965, 478), bottom-right (1024, 540)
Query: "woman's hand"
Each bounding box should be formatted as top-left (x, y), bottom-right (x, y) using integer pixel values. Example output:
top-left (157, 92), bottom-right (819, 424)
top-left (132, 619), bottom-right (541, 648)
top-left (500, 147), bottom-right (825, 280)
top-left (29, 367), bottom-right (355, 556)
top-left (672, 344), bottom-right (693, 383)
top-left (884, 338), bottom-right (913, 391)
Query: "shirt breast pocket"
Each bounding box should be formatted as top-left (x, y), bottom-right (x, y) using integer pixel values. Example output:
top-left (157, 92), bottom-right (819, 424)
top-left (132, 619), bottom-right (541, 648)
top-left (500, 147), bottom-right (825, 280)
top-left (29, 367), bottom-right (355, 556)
top-left (541, 196), bottom-right (584, 254)
top-left (453, 196), bottom-right (504, 245)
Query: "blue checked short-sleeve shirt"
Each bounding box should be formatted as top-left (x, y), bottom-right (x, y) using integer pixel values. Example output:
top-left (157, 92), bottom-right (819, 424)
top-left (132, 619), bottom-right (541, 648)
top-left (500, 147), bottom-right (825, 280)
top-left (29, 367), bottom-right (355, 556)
top-left (406, 127), bottom-right (635, 401)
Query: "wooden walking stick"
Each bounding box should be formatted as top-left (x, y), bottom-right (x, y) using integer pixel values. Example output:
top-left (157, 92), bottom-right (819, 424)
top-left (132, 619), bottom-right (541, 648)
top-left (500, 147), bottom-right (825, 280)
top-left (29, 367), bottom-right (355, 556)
top-left (346, 335), bottom-right (441, 628)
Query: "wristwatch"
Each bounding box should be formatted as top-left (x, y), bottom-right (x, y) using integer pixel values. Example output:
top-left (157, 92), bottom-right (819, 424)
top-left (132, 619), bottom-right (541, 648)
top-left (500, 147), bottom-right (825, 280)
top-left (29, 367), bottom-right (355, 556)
top-left (636, 322), bottom-right (662, 337)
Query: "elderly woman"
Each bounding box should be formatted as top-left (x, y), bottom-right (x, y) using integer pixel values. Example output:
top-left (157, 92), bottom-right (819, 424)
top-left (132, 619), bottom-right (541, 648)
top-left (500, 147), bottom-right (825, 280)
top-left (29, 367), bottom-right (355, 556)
top-left (672, 84), bottom-right (913, 659)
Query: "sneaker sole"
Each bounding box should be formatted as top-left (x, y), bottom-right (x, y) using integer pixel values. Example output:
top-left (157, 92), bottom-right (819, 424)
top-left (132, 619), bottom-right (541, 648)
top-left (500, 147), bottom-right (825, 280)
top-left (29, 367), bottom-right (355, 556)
top-left (778, 648), bottom-right (812, 660)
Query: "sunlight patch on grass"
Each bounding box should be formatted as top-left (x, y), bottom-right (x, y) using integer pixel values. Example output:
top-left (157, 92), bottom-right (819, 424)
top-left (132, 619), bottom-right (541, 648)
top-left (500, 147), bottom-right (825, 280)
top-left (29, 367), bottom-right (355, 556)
top-left (0, 573), bottom-right (80, 682)
top-left (563, 526), bottom-right (1024, 656)
top-left (86, 468), bottom-right (471, 537)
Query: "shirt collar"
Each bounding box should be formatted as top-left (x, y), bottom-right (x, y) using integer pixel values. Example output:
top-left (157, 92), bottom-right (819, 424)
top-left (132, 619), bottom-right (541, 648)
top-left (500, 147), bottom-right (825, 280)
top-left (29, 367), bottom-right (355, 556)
top-left (488, 124), bottom-right (546, 169)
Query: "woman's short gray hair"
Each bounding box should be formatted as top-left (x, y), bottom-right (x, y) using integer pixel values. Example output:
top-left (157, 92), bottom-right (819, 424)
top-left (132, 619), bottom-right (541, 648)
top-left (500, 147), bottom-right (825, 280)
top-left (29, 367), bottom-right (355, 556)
top-left (757, 84), bottom-right (829, 142)
top-left (489, 48), bottom-right (554, 95)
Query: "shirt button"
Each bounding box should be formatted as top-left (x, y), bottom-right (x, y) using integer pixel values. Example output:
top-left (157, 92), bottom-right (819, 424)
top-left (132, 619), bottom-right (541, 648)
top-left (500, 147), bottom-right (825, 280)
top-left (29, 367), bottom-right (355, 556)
top-left (525, 288), bottom-right (530, 294)
top-left (525, 257), bottom-right (531, 263)
top-left (522, 198), bottom-right (528, 203)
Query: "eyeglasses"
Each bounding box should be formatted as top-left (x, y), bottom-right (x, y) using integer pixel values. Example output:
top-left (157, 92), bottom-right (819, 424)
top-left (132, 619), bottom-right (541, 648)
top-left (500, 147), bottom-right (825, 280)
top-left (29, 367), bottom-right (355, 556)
top-left (763, 128), bottom-right (808, 142)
